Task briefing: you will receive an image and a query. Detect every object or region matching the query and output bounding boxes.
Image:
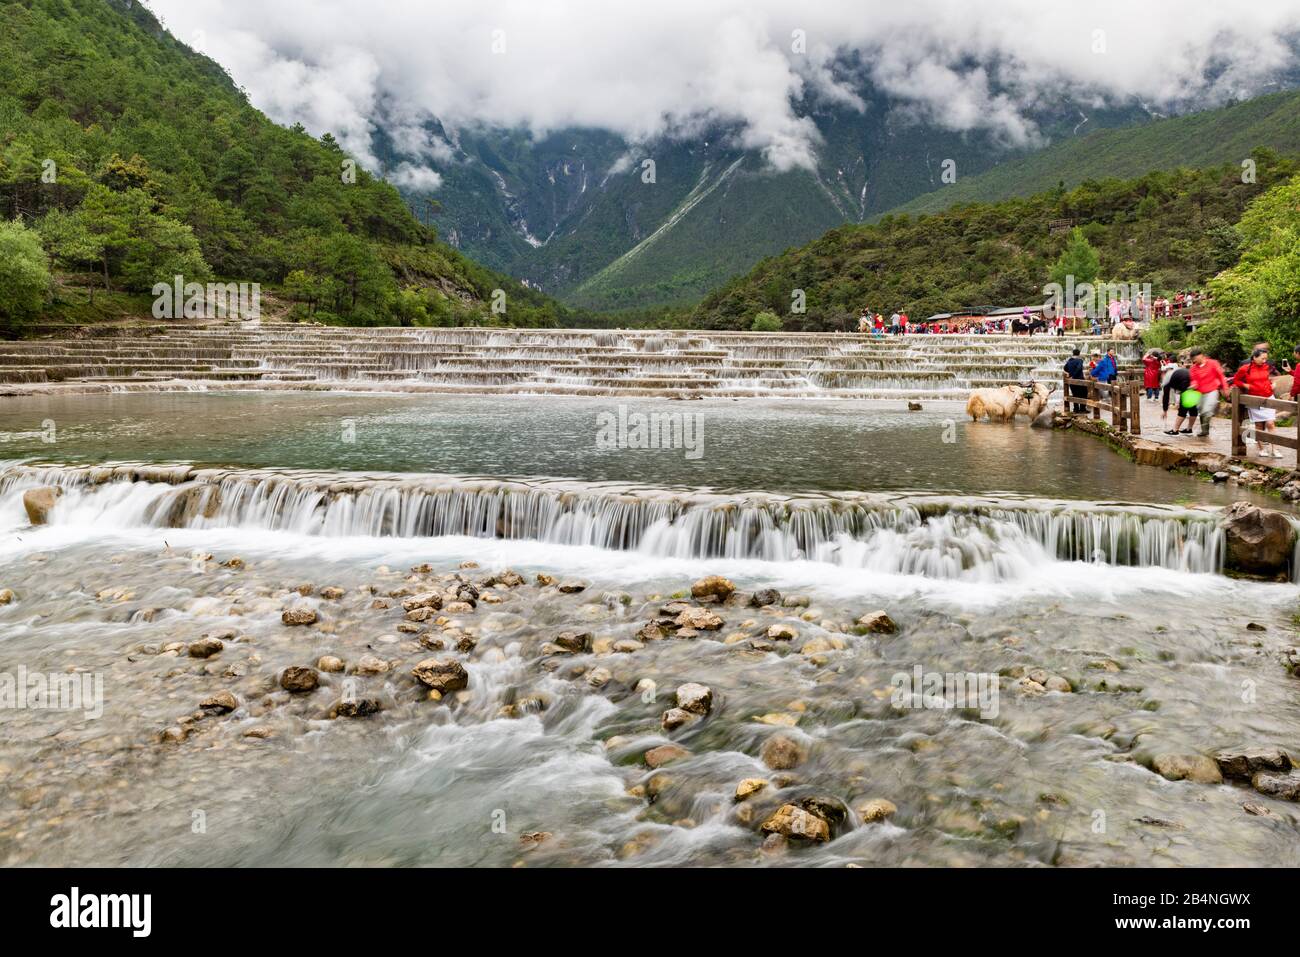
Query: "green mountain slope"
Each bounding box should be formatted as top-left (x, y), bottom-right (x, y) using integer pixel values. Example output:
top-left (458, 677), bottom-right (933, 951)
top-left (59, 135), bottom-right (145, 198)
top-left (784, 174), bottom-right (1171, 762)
top-left (885, 90), bottom-right (1300, 219)
top-left (0, 0), bottom-right (575, 330)
top-left (688, 152), bottom-right (1299, 331)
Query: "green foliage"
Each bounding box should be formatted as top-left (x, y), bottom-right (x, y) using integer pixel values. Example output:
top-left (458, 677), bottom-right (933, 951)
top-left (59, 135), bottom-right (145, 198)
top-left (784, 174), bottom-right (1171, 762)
top-left (1189, 316), bottom-right (1249, 369)
top-left (691, 156), bottom-right (1298, 331)
top-left (751, 310), bottom-right (782, 332)
top-left (0, 0), bottom-right (579, 329)
top-left (1049, 227), bottom-right (1100, 287)
top-left (1142, 318), bottom-right (1187, 354)
top-left (1205, 174), bottom-right (1300, 361)
top-left (0, 219), bottom-right (51, 333)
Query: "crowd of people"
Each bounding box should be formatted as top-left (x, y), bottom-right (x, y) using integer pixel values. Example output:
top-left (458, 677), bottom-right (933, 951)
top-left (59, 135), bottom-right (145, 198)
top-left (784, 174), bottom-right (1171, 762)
top-left (1064, 342), bottom-right (1296, 458)
top-left (856, 308), bottom-right (1066, 336)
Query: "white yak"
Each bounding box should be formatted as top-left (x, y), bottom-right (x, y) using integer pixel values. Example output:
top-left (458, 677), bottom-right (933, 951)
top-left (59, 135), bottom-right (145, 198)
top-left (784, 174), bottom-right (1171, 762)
top-left (966, 385), bottom-right (1025, 423)
top-left (1011, 381), bottom-right (1054, 420)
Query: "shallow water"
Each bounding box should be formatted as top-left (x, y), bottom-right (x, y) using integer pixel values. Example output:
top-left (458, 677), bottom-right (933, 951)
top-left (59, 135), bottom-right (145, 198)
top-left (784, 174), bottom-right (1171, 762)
top-left (0, 391), bottom-right (1264, 504)
top-left (1, 392), bottom-right (1297, 868)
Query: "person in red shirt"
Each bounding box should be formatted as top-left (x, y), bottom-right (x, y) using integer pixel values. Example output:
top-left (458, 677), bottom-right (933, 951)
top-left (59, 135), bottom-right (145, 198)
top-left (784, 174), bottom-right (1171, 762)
top-left (1188, 349), bottom-right (1230, 438)
top-left (1234, 347), bottom-right (1283, 458)
top-left (1142, 351), bottom-right (1162, 401)
top-left (1290, 345), bottom-right (1300, 401)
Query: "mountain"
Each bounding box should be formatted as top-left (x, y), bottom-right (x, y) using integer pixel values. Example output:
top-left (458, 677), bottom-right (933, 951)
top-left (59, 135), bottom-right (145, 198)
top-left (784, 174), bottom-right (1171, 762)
top-left (386, 96), bottom-right (1167, 311)
top-left (685, 153), bottom-right (1299, 331)
top-left (0, 0), bottom-right (577, 329)
top-left (885, 89), bottom-right (1300, 219)
top-left (388, 84), bottom-right (1300, 313)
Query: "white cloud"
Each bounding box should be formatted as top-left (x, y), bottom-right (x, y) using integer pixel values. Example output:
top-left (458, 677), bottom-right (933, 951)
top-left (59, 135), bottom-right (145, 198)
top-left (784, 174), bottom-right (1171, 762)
top-left (149, 0), bottom-right (1300, 180)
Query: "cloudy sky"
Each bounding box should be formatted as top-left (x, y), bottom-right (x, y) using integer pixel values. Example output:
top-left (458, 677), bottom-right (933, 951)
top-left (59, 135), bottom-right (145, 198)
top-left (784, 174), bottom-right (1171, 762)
top-left (146, 0), bottom-right (1300, 183)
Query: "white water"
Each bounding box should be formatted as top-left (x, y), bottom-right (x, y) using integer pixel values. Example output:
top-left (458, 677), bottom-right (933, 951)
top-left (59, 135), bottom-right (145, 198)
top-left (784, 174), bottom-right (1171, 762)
top-left (0, 461), bottom-right (1230, 582)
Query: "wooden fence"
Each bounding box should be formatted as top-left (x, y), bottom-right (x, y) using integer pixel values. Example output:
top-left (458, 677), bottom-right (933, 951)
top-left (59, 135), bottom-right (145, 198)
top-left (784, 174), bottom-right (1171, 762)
top-left (1063, 374), bottom-right (1142, 434)
top-left (1230, 387), bottom-right (1299, 466)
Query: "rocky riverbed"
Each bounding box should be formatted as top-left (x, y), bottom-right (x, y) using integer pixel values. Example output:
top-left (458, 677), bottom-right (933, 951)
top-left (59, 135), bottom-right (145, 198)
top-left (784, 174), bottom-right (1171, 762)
top-left (2, 533), bottom-right (1298, 867)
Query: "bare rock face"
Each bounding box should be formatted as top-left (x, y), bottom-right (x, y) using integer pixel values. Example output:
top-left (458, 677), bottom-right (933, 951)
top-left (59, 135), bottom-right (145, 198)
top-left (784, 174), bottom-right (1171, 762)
top-left (411, 658), bottom-right (468, 694)
top-left (1221, 502), bottom-right (1296, 577)
top-left (23, 486), bottom-right (62, 525)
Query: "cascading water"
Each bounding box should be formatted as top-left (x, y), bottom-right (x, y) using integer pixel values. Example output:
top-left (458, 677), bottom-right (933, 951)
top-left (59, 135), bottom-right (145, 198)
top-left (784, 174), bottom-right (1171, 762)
top-left (0, 462), bottom-right (1229, 580)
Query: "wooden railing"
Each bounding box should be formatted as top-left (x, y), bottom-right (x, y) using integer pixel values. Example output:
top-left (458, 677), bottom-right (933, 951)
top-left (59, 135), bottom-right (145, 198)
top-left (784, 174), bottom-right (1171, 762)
top-left (1063, 374), bottom-right (1142, 434)
top-left (1230, 387), bottom-right (1298, 466)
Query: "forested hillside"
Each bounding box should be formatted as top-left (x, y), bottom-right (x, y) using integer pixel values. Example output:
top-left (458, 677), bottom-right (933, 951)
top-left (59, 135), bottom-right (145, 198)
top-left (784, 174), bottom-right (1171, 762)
top-left (0, 0), bottom-right (576, 332)
top-left (688, 151), bottom-right (1298, 331)
top-left (885, 90), bottom-right (1300, 219)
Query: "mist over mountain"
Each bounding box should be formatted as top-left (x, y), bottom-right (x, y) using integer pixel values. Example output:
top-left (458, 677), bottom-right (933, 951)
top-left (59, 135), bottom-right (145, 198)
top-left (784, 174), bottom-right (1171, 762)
top-left (146, 0), bottom-right (1300, 309)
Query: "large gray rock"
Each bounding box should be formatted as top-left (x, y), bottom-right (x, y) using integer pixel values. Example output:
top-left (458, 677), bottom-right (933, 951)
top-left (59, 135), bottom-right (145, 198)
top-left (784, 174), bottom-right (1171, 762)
top-left (1221, 502), bottom-right (1296, 577)
top-left (1152, 753), bottom-right (1223, 784)
top-left (1251, 770), bottom-right (1300, 801)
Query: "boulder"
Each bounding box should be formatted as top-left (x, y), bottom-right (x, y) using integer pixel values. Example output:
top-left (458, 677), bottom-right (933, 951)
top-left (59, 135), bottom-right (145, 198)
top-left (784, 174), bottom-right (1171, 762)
top-left (0, 588), bottom-right (14, 605)
top-left (675, 682), bottom-right (713, 715)
top-left (330, 698), bottom-right (382, 719)
top-left (317, 655), bottom-right (346, 673)
top-left (749, 588), bottom-right (782, 607)
top-left (1221, 502), bottom-right (1296, 577)
top-left (279, 666), bottom-right (320, 693)
top-left (22, 486), bottom-right (61, 525)
top-left (412, 658), bottom-right (468, 694)
top-left (1214, 747), bottom-right (1292, 781)
top-left (766, 623), bottom-right (798, 641)
top-left (1152, 753), bottom-right (1222, 784)
top-left (1131, 440), bottom-right (1191, 469)
top-left (734, 778), bottom-right (768, 801)
top-left (557, 580), bottom-right (587, 593)
top-left (760, 804), bottom-right (829, 842)
top-left (401, 592), bottom-right (443, 612)
top-left (660, 708), bottom-right (694, 731)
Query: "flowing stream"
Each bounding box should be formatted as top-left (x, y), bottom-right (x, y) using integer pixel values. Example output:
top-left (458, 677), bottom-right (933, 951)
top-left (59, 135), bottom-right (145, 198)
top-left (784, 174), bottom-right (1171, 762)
top-left (0, 392), bottom-right (1297, 867)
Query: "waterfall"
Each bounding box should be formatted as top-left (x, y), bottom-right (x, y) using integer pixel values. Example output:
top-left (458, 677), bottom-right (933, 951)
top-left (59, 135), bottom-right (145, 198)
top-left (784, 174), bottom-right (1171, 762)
top-left (0, 462), bottom-right (1227, 581)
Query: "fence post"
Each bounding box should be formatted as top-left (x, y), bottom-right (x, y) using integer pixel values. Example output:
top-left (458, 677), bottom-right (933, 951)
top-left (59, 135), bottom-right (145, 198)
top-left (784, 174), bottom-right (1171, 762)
top-left (1090, 380), bottom-right (1100, 420)
top-left (1230, 388), bottom-right (1245, 458)
top-left (1129, 381), bottom-right (1141, 434)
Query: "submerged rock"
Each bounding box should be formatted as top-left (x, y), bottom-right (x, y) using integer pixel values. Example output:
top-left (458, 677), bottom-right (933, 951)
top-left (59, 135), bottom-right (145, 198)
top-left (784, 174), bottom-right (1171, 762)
top-left (644, 744), bottom-right (690, 768)
top-left (187, 637), bottom-right (224, 659)
top-left (857, 798), bottom-right (898, 823)
top-left (199, 691), bottom-right (238, 714)
top-left (281, 606), bottom-right (318, 626)
top-left (329, 698), bottom-right (382, 719)
top-left (553, 630), bottom-right (593, 653)
top-left (761, 733), bottom-right (807, 770)
top-left (660, 708), bottom-right (694, 731)
top-left (675, 607), bottom-right (724, 631)
top-left (749, 588), bottom-right (782, 607)
top-left (735, 778), bottom-right (768, 801)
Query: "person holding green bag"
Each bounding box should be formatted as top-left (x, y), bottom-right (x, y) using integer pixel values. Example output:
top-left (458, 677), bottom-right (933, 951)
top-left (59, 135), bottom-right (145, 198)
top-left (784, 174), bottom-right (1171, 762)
top-left (1189, 349), bottom-right (1230, 439)
top-left (1161, 357), bottom-right (1196, 435)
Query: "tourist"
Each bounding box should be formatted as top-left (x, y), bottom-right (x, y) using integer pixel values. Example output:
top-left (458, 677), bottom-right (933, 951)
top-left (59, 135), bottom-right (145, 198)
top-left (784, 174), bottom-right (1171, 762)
top-left (1142, 350), bottom-right (1162, 401)
top-left (1091, 348), bottom-right (1117, 384)
top-left (1233, 348), bottom-right (1284, 458)
top-left (1162, 357), bottom-right (1195, 435)
top-left (1064, 349), bottom-right (1087, 413)
top-left (1291, 345), bottom-right (1300, 400)
top-left (1188, 348), bottom-right (1230, 439)
top-left (890, 312), bottom-right (900, 334)
top-left (858, 309), bottom-right (870, 333)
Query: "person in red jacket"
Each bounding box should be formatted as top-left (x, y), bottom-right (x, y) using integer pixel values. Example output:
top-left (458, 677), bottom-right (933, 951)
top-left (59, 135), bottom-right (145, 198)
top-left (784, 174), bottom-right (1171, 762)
top-left (1234, 347), bottom-right (1283, 458)
top-left (1188, 349), bottom-right (1230, 438)
top-left (1142, 351), bottom-right (1162, 401)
